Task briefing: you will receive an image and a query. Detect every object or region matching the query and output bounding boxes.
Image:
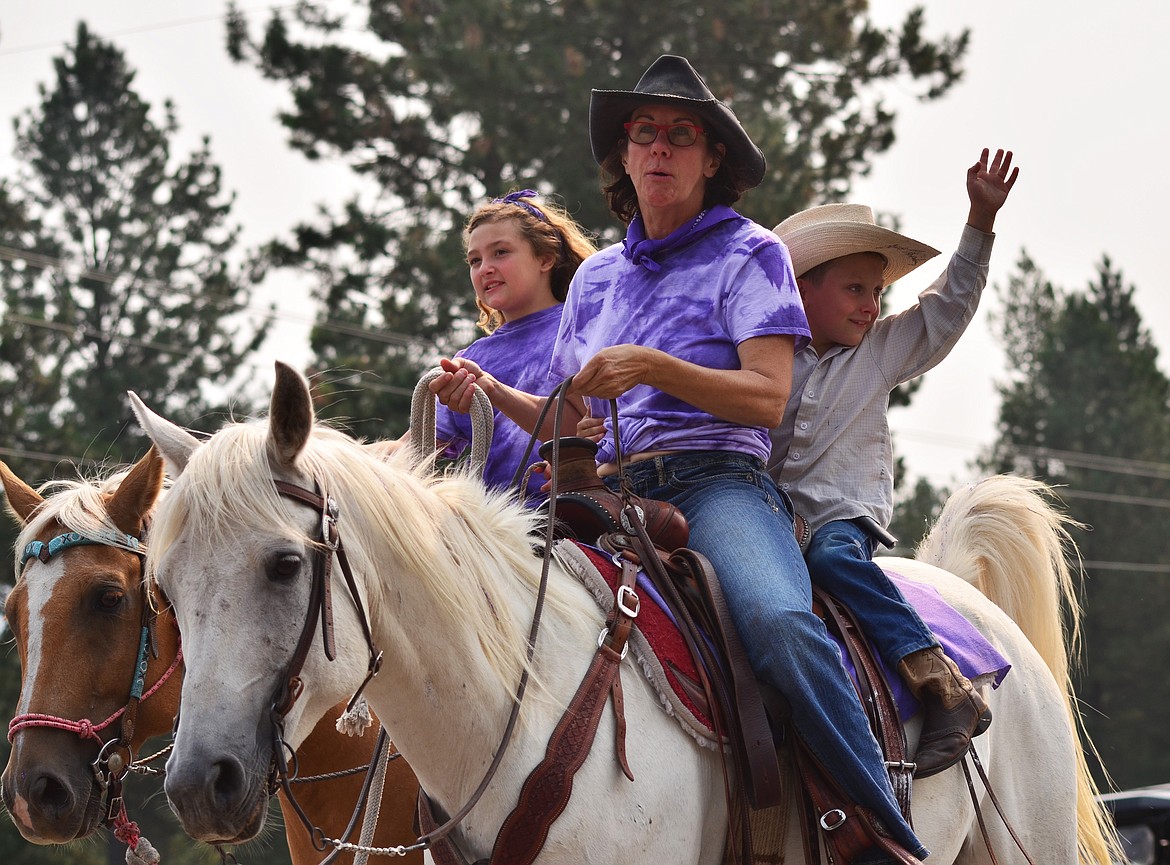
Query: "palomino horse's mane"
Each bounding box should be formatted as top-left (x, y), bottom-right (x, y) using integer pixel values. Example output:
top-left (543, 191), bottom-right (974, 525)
top-left (145, 419), bottom-right (594, 693)
top-left (11, 467), bottom-right (156, 578)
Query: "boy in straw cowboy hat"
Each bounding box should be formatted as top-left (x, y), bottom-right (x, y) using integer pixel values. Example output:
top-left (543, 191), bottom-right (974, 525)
top-left (769, 148), bottom-right (1019, 777)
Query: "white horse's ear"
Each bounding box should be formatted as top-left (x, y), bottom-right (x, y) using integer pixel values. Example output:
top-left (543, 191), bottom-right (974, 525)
top-left (267, 361), bottom-right (315, 469)
top-left (127, 391), bottom-right (201, 477)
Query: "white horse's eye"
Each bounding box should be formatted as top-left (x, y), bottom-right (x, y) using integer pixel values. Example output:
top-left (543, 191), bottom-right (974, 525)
top-left (268, 553), bottom-right (303, 583)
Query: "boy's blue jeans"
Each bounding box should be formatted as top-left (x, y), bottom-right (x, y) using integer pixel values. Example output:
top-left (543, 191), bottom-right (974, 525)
top-left (805, 519), bottom-right (938, 670)
top-left (608, 452), bottom-right (927, 859)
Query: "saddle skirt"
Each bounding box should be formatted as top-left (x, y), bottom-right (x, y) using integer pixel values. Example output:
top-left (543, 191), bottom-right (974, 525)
top-left (554, 539), bottom-right (721, 749)
top-left (554, 540), bottom-right (1010, 742)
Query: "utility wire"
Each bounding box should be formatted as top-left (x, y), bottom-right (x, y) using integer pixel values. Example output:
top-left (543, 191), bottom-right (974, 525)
top-left (0, 3), bottom-right (306, 58)
top-left (1081, 562), bottom-right (1170, 575)
top-left (1058, 489), bottom-right (1170, 510)
top-left (6, 260), bottom-right (1169, 491)
top-left (893, 427), bottom-right (1170, 487)
top-left (0, 243), bottom-right (425, 348)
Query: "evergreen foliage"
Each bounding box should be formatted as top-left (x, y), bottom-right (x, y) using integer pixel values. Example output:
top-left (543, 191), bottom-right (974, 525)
top-left (0, 21), bottom-right (270, 484)
top-left (0, 23), bottom-right (276, 864)
top-left (986, 252), bottom-right (1170, 788)
top-left (225, 0), bottom-right (969, 435)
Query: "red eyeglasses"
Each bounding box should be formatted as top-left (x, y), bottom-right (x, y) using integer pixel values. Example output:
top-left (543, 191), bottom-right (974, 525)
top-left (623, 121), bottom-right (708, 147)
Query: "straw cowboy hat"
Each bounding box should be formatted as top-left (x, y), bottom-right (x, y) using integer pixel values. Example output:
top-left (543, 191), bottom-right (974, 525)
top-left (774, 203), bottom-right (940, 285)
top-left (589, 54), bottom-right (767, 189)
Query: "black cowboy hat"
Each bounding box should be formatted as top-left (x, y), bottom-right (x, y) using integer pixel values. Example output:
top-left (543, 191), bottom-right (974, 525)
top-left (589, 54), bottom-right (766, 189)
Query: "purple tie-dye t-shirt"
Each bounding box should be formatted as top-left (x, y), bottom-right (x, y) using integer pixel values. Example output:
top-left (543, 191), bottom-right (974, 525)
top-left (550, 206), bottom-right (810, 464)
top-left (436, 304), bottom-right (562, 500)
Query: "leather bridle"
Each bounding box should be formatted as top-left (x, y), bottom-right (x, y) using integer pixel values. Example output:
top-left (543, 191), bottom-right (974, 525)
top-left (263, 479), bottom-right (393, 861)
top-left (264, 381), bottom-right (578, 862)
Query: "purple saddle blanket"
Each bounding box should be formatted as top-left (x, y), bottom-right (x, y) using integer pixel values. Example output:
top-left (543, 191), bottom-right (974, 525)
top-left (623, 553), bottom-right (1010, 724)
top-left (835, 569), bottom-right (1011, 721)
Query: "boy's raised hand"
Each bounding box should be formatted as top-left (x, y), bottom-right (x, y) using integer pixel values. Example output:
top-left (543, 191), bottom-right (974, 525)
top-left (967, 147), bottom-right (1019, 233)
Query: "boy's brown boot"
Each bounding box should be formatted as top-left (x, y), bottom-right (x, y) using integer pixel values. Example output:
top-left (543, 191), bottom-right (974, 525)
top-left (897, 646), bottom-right (992, 778)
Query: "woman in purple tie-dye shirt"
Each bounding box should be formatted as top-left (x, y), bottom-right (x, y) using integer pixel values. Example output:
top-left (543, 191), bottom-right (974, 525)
top-left (430, 55), bottom-right (927, 863)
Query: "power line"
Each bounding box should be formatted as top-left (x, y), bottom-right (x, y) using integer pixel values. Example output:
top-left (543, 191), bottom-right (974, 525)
top-left (1082, 561), bottom-right (1170, 575)
top-left (1009, 443), bottom-right (1170, 482)
top-left (0, 243), bottom-right (425, 348)
top-left (894, 426), bottom-right (1170, 485)
top-left (1058, 488), bottom-right (1170, 510)
top-left (4, 312), bottom-right (194, 356)
top-left (0, 445), bottom-right (100, 467)
top-left (5, 248), bottom-right (1167, 492)
top-left (0, 3), bottom-right (304, 59)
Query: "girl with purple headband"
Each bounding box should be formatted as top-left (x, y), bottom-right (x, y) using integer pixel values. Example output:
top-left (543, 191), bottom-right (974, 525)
top-left (431, 190), bottom-right (595, 501)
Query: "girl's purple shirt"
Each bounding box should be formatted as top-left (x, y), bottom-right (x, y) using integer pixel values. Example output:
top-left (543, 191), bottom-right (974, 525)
top-left (550, 206), bottom-right (810, 464)
top-left (435, 304), bottom-right (562, 501)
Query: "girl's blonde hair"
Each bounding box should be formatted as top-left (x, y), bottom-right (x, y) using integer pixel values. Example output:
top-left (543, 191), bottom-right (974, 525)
top-left (465, 191), bottom-right (596, 333)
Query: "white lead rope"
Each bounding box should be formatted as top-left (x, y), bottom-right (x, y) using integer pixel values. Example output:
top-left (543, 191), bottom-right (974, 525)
top-left (328, 370), bottom-right (496, 860)
top-left (353, 732), bottom-right (392, 865)
top-left (410, 367), bottom-right (494, 478)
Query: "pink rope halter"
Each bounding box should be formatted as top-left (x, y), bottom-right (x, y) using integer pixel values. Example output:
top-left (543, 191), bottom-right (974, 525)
top-left (10, 522), bottom-right (175, 863)
top-left (8, 525), bottom-right (182, 745)
top-left (7, 648), bottom-right (182, 742)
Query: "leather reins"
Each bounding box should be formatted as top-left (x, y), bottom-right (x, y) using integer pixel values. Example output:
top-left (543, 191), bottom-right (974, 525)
top-left (267, 377), bottom-right (679, 864)
top-left (262, 480), bottom-right (386, 859)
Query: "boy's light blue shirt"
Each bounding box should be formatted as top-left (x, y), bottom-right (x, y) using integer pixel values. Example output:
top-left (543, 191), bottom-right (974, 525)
top-left (768, 224), bottom-right (995, 541)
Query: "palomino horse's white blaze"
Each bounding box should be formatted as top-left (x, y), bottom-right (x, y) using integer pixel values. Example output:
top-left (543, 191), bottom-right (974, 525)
top-left (11, 563), bottom-right (63, 718)
top-left (131, 361), bottom-right (1112, 864)
top-left (5, 558), bottom-right (68, 833)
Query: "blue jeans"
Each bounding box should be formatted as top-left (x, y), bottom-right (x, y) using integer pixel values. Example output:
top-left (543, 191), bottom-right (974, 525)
top-left (805, 520), bottom-right (938, 670)
top-left (608, 452), bottom-right (926, 859)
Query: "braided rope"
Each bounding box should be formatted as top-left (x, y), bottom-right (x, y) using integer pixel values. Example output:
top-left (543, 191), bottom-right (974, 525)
top-left (353, 734), bottom-right (392, 865)
top-left (410, 368), bottom-right (494, 479)
top-left (7, 713), bottom-right (115, 742)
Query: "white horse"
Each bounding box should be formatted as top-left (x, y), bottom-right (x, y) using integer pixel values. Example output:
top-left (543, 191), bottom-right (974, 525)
top-left (130, 362), bottom-right (1116, 864)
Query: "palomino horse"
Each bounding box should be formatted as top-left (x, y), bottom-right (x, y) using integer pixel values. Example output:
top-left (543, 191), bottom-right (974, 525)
top-left (0, 450), bottom-right (422, 864)
top-left (131, 361), bottom-right (1116, 864)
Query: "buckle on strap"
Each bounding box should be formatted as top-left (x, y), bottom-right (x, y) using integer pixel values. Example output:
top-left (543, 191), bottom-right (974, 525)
top-left (616, 584), bottom-right (640, 619)
top-left (597, 627), bottom-right (629, 660)
top-left (819, 809), bottom-right (848, 831)
top-left (321, 496), bottom-right (340, 551)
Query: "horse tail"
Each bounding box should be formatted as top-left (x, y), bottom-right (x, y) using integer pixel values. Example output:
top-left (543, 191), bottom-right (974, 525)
top-left (915, 474), bottom-right (1121, 865)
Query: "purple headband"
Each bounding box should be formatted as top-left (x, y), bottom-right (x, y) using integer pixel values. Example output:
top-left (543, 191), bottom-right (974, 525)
top-left (492, 188), bottom-right (549, 223)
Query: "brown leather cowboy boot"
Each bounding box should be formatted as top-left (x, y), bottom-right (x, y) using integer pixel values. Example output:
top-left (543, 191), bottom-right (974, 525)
top-left (897, 646), bottom-right (992, 778)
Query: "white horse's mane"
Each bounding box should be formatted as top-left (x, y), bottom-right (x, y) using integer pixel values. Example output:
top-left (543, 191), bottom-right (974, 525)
top-left (13, 467), bottom-right (158, 577)
top-left (145, 419), bottom-right (595, 692)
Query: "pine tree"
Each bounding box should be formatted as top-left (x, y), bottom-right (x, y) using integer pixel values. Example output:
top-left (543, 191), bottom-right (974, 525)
top-left (226, 0), bottom-right (969, 434)
top-left (986, 252), bottom-right (1170, 788)
top-left (0, 27), bottom-right (270, 860)
top-left (0, 22), bottom-right (269, 483)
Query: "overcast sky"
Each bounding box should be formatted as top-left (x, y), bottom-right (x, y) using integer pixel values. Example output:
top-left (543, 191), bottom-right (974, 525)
top-left (1, 1), bottom-right (1167, 490)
